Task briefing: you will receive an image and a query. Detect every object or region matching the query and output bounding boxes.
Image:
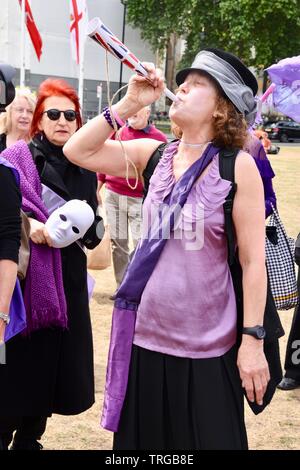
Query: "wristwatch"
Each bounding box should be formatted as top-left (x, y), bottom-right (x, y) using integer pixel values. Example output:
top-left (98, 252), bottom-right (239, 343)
top-left (0, 312), bottom-right (10, 325)
top-left (242, 325), bottom-right (266, 339)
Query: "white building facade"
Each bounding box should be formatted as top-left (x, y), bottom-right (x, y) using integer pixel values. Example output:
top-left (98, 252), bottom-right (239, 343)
top-left (0, 0), bottom-right (156, 120)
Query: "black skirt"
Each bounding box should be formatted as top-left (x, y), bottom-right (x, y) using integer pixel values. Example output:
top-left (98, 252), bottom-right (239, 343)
top-left (113, 345), bottom-right (248, 450)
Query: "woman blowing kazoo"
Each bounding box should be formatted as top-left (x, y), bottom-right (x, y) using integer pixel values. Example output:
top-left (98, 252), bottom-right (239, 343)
top-left (64, 50), bottom-right (270, 450)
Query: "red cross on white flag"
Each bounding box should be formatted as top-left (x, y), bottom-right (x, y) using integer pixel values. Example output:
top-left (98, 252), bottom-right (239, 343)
top-left (70, 0), bottom-right (88, 65)
top-left (18, 0), bottom-right (43, 61)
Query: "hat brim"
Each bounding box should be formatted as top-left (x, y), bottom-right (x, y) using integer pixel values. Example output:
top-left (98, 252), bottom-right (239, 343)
top-left (176, 67), bottom-right (207, 87)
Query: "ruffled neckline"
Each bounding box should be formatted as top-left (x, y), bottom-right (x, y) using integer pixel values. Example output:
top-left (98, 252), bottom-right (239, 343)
top-left (148, 140), bottom-right (179, 203)
top-left (148, 140), bottom-right (232, 209)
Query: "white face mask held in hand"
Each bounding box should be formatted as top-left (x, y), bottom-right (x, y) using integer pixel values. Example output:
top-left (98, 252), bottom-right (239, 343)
top-left (45, 199), bottom-right (94, 248)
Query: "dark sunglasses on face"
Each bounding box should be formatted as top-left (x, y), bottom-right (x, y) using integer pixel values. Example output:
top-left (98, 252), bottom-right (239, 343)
top-left (43, 109), bottom-right (78, 122)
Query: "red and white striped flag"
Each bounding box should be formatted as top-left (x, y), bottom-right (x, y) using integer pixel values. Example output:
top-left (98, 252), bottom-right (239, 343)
top-left (18, 0), bottom-right (43, 61)
top-left (70, 0), bottom-right (88, 65)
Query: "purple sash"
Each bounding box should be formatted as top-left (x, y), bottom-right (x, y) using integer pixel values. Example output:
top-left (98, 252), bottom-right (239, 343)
top-left (5, 279), bottom-right (27, 342)
top-left (101, 142), bottom-right (221, 431)
top-left (0, 156), bottom-right (27, 341)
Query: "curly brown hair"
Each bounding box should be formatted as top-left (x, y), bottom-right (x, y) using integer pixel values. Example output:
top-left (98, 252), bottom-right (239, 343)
top-left (171, 84), bottom-right (248, 149)
top-left (212, 96), bottom-right (248, 148)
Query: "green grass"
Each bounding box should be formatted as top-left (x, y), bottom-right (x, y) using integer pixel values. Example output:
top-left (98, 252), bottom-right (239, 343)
top-left (268, 147), bottom-right (300, 238)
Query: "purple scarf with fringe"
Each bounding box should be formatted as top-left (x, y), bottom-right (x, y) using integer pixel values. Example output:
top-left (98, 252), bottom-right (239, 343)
top-left (1, 141), bottom-right (67, 333)
top-left (101, 142), bottom-right (221, 432)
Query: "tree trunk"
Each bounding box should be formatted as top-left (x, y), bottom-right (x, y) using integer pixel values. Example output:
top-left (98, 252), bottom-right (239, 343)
top-left (165, 33), bottom-right (177, 98)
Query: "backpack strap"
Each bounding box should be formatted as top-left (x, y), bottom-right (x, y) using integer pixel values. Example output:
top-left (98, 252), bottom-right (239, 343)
top-left (142, 142), bottom-right (168, 201)
top-left (219, 148), bottom-right (239, 266)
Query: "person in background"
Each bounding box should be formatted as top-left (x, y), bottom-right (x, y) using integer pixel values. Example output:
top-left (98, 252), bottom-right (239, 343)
top-left (244, 131), bottom-right (276, 218)
top-left (0, 89), bottom-right (36, 151)
top-left (0, 78), bottom-right (101, 450)
top-left (0, 130), bottom-right (22, 452)
top-left (277, 266), bottom-right (300, 390)
top-left (97, 106), bottom-right (167, 289)
top-left (253, 129), bottom-right (271, 153)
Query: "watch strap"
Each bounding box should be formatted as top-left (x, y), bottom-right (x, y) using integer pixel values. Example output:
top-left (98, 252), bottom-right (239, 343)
top-left (242, 325), bottom-right (266, 339)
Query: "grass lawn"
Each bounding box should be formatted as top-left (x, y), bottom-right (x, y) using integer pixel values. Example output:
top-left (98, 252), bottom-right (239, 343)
top-left (269, 147), bottom-right (300, 238)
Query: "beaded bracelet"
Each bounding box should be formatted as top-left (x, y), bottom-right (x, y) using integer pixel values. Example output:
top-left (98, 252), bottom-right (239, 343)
top-left (102, 106), bottom-right (125, 130)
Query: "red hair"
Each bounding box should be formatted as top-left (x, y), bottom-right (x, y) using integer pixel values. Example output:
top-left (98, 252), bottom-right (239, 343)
top-left (30, 78), bottom-right (82, 138)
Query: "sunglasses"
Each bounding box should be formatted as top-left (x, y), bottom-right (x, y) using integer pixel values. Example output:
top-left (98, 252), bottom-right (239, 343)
top-left (43, 109), bottom-right (78, 122)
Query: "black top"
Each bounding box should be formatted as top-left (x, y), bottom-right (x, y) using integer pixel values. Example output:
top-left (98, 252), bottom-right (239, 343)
top-left (0, 133), bottom-right (7, 153)
top-left (0, 164), bottom-right (21, 263)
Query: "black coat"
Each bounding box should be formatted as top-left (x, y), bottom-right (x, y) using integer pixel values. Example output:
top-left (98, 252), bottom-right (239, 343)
top-left (0, 135), bottom-right (102, 416)
top-left (0, 133), bottom-right (7, 153)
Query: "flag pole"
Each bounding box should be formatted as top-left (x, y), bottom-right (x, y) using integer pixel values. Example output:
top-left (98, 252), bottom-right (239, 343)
top-left (20, 0), bottom-right (26, 87)
top-left (78, 41), bottom-right (84, 112)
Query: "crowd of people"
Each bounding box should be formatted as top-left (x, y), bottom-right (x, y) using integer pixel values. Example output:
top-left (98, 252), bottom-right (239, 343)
top-left (0, 46), bottom-right (299, 451)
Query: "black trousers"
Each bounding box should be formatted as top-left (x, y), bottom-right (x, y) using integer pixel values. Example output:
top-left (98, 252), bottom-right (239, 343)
top-left (0, 416), bottom-right (47, 445)
top-left (284, 271), bottom-right (300, 381)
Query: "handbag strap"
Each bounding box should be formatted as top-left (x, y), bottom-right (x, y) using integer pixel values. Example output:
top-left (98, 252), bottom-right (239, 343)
top-left (269, 203), bottom-right (295, 264)
top-left (269, 202), bottom-right (289, 239)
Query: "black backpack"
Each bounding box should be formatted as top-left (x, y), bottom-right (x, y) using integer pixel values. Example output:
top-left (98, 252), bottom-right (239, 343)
top-left (143, 143), bottom-right (284, 413)
top-left (219, 148), bottom-right (284, 414)
top-left (142, 142), bottom-right (167, 201)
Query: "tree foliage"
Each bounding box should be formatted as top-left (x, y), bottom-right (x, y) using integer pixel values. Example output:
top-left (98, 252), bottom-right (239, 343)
top-left (126, 0), bottom-right (300, 71)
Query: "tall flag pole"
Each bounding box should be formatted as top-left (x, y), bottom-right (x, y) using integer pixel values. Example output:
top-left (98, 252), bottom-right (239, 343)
top-left (20, 0), bottom-right (26, 87)
top-left (18, 0), bottom-right (43, 87)
top-left (70, 0), bottom-right (88, 111)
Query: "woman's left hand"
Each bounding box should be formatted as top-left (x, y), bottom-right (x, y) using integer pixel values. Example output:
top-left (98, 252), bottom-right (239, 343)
top-left (29, 218), bottom-right (53, 246)
top-left (237, 336), bottom-right (270, 405)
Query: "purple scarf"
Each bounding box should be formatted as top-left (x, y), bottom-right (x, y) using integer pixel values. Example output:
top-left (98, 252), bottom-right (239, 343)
top-left (101, 142), bottom-right (221, 432)
top-left (1, 141), bottom-right (67, 333)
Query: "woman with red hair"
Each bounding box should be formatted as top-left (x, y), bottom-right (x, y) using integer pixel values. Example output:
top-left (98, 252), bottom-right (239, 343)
top-left (0, 79), bottom-right (102, 450)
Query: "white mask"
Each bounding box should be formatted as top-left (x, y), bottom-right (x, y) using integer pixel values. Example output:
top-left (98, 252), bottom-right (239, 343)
top-left (45, 199), bottom-right (94, 248)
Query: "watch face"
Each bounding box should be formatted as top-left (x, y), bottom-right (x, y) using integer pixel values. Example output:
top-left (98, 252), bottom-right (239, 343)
top-left (257, 327), bottom-right (266, 339)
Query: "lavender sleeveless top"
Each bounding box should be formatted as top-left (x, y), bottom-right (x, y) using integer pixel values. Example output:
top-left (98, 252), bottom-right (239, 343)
top-left (133, 144), bottom-right (237, 358)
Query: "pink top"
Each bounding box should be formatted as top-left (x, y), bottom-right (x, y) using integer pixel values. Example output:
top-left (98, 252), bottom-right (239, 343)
top-left (97, 124), bottom-right (168, 198)
top-left (133, 145), bottom-right (237, 358)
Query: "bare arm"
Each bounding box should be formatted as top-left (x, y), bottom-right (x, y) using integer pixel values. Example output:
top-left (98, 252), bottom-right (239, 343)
top-left (97, 180), bottom-right (104, 206)
top-left (232, 151), bottom-right (270, 406)
top-left (63, 65), bottom-right (165, 177)
top-left (0, 260), bottom-right (18, 314)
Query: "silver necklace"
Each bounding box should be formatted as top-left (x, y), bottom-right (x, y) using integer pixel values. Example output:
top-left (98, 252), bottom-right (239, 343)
top-left (179, 140), bottom-right (211, 148)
